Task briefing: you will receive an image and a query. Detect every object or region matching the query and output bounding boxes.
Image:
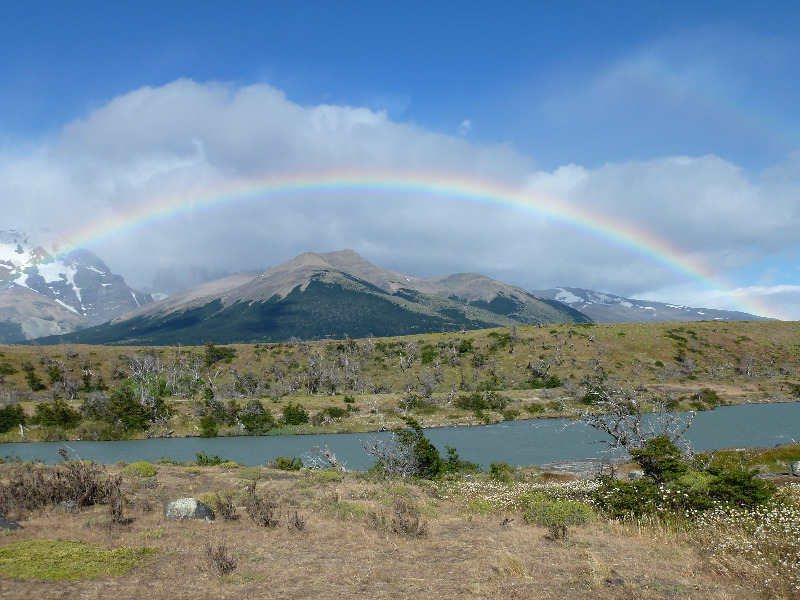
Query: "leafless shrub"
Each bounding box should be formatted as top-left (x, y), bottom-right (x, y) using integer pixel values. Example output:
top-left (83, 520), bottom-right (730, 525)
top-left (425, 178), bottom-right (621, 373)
top-left (0, 448), bottom-right (126, 517)
top-left (243, 482), bottom-right (280, 528)
top-left (203, 540), bottom-right (238, 576)
top-left (369, 499), bottom-right (427, 538)
top-left (305, 445), bottom-right (347, 471)
top-left (286, 510), bottom-right (307, 531)
top-left (106, 474), bottom-right (126, 524)
top-left (214, 492), bottom-right (239, 521)
top-left (363, 433), bottom-right (418, 478)
top-left (390, 499), bottom-right (428, 537)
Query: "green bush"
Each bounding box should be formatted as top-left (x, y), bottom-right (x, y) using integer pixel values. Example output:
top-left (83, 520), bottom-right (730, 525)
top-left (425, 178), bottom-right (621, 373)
top-left (396, 417), bottom-right (442, 479)
top-left (489, 462), bottom-right (515, 483)
top-left (580, 386), bottom-right (606, 405)
top-left (524, 403), bottom-right (545, 415)
top-left (628, 436), bottom-right (688, 484)
top-left (314, 469), bottom-right (342, 483)
top-left (454, 391), bottom-right (508, 411)
top-left (30, 398), bottom-right (82, 429)
top-left (195, 451), bottom-right (227, 466)
top-left (311, 404), bottom-right (357, 425)
top-left (442, 446), bottom-right (481, 474)
top-left (281, 402), bottom-right (309, 426)
top-left (204, 342), bottom-right (237, 367)
top-left (0, 403), bottom-right (25, 433)
top-left (104, 381), bottom-right (169, 431)
top-left (120, 461), bottom-right (156, 478)
top-left (25, 370), bottom-right (46, 391)
top-left (238, 467), bottom-right (261, 481)
top-left (593, 437), bottom-right (777, 519)
top-left (273, 456), bottom-right (303, 471)
top-left (468, 498), bottom-right (491, 514)
top-left (238, 400), bottom-right (275, 435)
top-left (325, 500), bottom-right (365, 520)
top-left (523, 498), bottom-right (593, 539)
top-left (593, 477), bottom-right (660, 519)
top-left (0, 363), bottom-right (18, 376)
top-left (706, 467), bottom-right (776, 508)
top-left (526, 375), bottom-right (562, 389)
top-left (199, 415), bottom-right (219, 437)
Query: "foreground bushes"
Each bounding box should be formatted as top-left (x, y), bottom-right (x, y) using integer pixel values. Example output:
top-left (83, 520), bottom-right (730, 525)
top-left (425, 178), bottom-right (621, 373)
top-left (522, 496), bottom-right (594, 539)
top-left (593, 436), bottom-right (776, 520)
top-left (0, 450), bottom-right (124, 520)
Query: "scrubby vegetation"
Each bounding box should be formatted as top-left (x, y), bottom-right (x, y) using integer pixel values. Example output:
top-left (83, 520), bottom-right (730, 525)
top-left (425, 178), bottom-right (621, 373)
top-left (0, 320), bottom-right (797, 443)
top-left (0, 440), bottom-right (798, 599)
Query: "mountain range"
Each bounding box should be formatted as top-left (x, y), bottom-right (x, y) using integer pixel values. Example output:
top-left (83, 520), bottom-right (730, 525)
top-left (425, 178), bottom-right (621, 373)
top-left (1, 232), bottom-right (767, 345)
top-left (0, 230), bottom-right (152, 342)
top-left (34, 249), bottom-right (592, 345)
top-left (532, 287), bottom-right (766, 323)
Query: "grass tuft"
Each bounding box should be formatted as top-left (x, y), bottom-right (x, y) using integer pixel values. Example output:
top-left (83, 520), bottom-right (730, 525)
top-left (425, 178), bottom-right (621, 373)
top-left (0, 539), bottom-right (154, 580)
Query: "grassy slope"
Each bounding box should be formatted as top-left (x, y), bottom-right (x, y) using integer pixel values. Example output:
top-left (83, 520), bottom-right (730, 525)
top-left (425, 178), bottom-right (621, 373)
top-left (0, 319), bottom-right (798, 442)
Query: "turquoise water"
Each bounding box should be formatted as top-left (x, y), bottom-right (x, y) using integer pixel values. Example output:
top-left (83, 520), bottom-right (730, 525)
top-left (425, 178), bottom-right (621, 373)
top-left (2, 402), bottom-right (797, 468)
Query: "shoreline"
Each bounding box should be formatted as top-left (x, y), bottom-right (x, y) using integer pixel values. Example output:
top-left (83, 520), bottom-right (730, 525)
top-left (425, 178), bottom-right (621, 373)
top-left (4, 396), bottom-right (797, 446)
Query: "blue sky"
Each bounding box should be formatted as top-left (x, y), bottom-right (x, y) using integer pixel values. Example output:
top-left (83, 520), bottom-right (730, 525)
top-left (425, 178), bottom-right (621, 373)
top-left (2, 1), bottom-right (800, 318)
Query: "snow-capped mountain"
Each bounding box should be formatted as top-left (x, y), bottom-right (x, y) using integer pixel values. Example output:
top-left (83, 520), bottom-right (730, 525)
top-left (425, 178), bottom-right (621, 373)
top-left (532, 287), bottom-right (766, 323)
top-left (0, 230), bottom-right (152, 339)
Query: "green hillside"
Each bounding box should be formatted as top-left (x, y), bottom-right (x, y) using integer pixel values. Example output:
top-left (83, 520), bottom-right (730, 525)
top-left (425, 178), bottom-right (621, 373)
top-left (2, 319), bottom-right (798, 442)
top-left (33, 276), bottom-right (590, 346)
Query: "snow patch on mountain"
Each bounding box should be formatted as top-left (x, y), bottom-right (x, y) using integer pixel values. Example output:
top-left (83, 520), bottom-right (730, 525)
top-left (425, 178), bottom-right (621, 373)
top-left (0, 229), bottom-right (153, 331)
top-left (533, 286), bottom-right (767, 323)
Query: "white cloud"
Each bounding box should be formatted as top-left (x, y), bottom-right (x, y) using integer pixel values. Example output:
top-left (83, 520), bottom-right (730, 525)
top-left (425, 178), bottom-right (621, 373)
top-left (458, 119), bottom-right (471, 137)
top-left (1, 79), bottom-right (799, 319)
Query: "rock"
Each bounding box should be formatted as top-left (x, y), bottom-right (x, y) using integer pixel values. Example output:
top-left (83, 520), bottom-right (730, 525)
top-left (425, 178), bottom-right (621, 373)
top-left (164, 498), bottom-right (215, 521)
top-left (539, 457), bottom-right (626, 480)
top-left (790, 461), bottom-right (800, 477)
top-left (0, 518), bottom-right (23, 531)
top-left (628, 470), bottom-right (645, 480)
top-left (55, 500), bottom-right (78, 513)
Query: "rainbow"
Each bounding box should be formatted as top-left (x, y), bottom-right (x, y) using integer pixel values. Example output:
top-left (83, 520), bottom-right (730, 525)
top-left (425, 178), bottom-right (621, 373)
top-left (49, 169), bottom-right (775, 318)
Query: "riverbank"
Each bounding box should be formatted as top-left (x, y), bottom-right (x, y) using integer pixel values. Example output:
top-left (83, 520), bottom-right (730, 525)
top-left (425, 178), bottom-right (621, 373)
top-left (4, 389), bottom-right (798, 445)
top-left (3, 403), bottom-right (799, 471)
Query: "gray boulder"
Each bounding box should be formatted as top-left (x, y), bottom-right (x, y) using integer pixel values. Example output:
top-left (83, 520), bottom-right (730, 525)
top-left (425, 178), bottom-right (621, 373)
top-left (164, 498), bottom-right (215, 521)
top-left (790, 461), bottom-right (800, 477)
top-left (0, 518), bottom-right (23, 531)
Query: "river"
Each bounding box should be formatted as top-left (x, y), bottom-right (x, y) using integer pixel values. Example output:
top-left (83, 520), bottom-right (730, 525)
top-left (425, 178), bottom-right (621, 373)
top-left (1, 402), bottom-right (797, 469)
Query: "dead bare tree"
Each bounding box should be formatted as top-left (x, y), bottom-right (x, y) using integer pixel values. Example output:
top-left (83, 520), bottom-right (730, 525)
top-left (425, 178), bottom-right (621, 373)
top-left (362, 433), bottom-right (418, 478)
top-left (306, 446), bottom-right (348, 472)
top-left (577, 383), bottom-right (695, 454)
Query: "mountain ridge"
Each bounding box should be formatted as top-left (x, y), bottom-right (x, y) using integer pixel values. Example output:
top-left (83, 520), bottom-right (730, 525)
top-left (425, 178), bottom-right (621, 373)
top-left (534, 286), bottom-right (767, 323)
top-left (36, 249), bottom-right (591, 345)
top-left (0, 229), bottom-right (153, 341)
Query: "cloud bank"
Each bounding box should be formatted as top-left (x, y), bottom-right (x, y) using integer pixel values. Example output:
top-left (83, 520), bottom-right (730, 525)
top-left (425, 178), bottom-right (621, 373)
top-left (2, 79), bottom-right (799, 318)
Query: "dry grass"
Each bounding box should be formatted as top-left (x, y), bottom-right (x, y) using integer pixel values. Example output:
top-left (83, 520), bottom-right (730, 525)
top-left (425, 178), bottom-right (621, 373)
top-left (0, 461), bottom-right (792, 600)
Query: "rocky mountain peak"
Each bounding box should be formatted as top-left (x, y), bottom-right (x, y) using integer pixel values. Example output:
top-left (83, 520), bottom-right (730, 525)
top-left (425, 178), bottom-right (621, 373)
top-left (0, 229), bottom-right (153, 334)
